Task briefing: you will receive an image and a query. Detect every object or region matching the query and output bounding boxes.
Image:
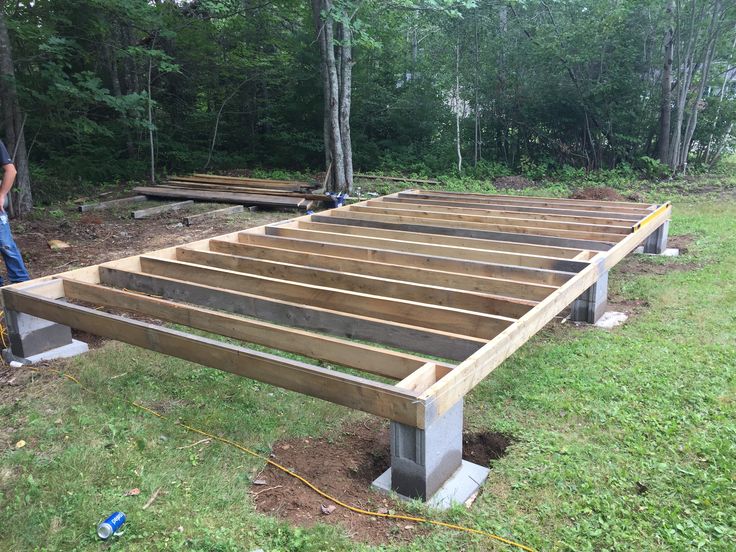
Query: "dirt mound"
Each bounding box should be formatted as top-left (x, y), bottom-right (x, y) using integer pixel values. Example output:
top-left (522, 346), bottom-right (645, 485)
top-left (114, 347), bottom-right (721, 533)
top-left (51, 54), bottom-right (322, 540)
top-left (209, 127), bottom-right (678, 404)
top-left (494, 175), bottom-right (537, 190)
top-left (253, 419), bottom-right (512, 545)
top-left (570, 187), bottom-right (625, 201)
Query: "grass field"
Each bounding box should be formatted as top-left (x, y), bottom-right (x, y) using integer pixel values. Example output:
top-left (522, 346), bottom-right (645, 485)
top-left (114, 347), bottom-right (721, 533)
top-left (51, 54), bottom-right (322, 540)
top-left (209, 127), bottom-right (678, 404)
top-left (1, 182), bottom-right (735, 551)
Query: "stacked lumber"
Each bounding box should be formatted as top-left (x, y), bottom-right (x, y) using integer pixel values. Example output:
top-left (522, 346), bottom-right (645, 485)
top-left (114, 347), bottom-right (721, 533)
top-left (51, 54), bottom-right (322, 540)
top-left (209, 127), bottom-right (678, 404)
top-left (134, 173), bottom-right (329, 210)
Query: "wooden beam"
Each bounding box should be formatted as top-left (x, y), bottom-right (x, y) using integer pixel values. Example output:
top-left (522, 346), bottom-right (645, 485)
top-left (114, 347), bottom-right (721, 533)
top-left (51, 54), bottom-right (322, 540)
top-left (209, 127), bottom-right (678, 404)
top-left (354, 203), bottom-right (633, 234)
top-left (134, 187), bottom-right (308, 208)
top-left (410, 189), bottom-right (654, 209)
top-left (132, 200), bottom-right (194, 219)
top-left (309, 214), bottom-right (615, 251)
top-left (62, 279), bottom-right (445, 380)
top-left (354, 174), bottom-right (440, 185)
top-left (183, 205), bottom-right (244, 226)
top-left (334, 207), bottom-right (627, 242)
top-left (178, 245), bottom-right (537, 316)
top-left (232, 233), bottom-right (580, 285)
top-left (371, 197), bottom-right (639, 225)
top-left (79, 195), bottom-right (147, 213)
top-left (138, 256), bottom-right (515, 339)
top-left (99, 266), bottom-right (486, 360)
top-left (392, 194), bottom-right (644, 221)
top-left (399, 192), bottom-right (648, 215)
top-left (212, 237), bottom-right (557, 300)
top-left (420, 204), bottom-right (673, 421)
top-left (294, 221), bottom-right (589, 258)
top-left (264, 225), bottom-right (588, 271)
top-left (3, 288), bottom-right (424, 427)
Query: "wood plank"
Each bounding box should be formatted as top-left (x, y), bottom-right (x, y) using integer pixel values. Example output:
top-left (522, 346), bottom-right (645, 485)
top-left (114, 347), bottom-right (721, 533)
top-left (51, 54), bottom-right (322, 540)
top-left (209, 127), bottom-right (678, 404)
top-left (212, 239), bottom-right (556, 300)
top-left (293, 220), bottom-right (589, 257)
top-left (138, 256), bottom-right (515, 339)
top-left (134, 187), bottom-right (307, 208)
top-left (176, 174), bottom-right (306, 189)
top-left (354, 174), bottom-right (440, 185)
top-left (178, 246), bottom-right (538, 315)
top-left (370, 197), bottom-right (639, 225)
top-left (162, 182), bottom-right (330, 201)
top-left (232, 233), bottom-right (577, 286)
top-left (420, 205), bottom-right (673, 421)
top-left (99, 266), bottom-right (486, 360)
top-left (412, 189), bottom-right (654, 209)
top-left (335, 207), bottom-right (627, 242)
top-left (399, 192), bottom-right (649, 215)
top-left (385, 195), bottom-right (644, 221)
top-left (132, 200), bottom-right (194, 219)
top-left (79, 195), bottom-right (148, 212)
top-left (309, 214), bottom-right (615, 251)
top-left (355, 202), bottom-right (633, 234)
top-left (3, 288), bottom-right (423, 427)
top-left (183, 205), bottom-right (244, 226)
top-left (397, 362), bottom-right (452, 394)
top-left (264, 225), bottom-right (589, 271)
top-left (62, 279), bottom-right (445, 379)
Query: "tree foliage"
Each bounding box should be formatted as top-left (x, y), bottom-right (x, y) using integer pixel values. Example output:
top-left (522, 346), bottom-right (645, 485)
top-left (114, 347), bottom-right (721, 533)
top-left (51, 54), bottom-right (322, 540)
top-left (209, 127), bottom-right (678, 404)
top-left (0, 0), bottom-right (734, 204)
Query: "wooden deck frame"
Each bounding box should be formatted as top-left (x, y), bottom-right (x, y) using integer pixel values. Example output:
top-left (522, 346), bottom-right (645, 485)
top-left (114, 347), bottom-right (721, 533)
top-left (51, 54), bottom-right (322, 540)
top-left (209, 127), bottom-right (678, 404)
top-left (3, 191), bottom-right (672, 432)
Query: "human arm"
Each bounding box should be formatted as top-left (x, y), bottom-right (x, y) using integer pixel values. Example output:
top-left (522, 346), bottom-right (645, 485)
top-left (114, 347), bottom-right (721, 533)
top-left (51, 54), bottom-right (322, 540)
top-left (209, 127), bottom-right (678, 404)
top-left (0, 162), bottom-right (17, 212)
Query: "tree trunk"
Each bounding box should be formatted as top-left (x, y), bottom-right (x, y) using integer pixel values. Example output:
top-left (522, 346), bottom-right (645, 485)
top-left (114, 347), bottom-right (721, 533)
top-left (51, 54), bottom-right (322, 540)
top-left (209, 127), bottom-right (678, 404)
top-left (339, 21), bottom-right (353, 192)
top-left (0, 13), bottom-right (32, 215)
top-left (312, 0), bottom-right (352, 194)
top-left (658, 0), bottom-right (674, 164)
top-left (455, 36), bottom-right (462, 174)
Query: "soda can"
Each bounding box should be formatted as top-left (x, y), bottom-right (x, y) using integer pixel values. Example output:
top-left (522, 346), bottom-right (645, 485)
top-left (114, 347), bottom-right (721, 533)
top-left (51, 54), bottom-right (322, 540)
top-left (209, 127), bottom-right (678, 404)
top-left (97, 511), bottom-right (126, 539)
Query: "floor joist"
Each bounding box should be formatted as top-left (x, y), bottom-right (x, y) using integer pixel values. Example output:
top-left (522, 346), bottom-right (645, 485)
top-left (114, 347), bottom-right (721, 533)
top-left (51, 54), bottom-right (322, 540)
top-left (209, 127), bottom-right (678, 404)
top-left (3, 190), bottom-right (672, 432)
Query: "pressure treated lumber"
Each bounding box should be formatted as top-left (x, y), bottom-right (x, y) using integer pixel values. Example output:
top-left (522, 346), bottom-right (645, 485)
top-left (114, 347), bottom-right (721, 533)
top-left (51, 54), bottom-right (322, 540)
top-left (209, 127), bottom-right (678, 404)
top-left (309, 213), bottom-right (615, 251)
top-left (134, 186), bottom-right (309, 208)
top-left (3, 190), bottom-right (673, 439)
top-left (231, 233), bottom-right (579, 284)
top-left (263, 226), bottom-right (588, 271)
top-left (137, 256), bottom-right (516, 339)
top-left (79, 195), bottom-right (147, 212)
top-left (183, 205), bottom-right (244, 226)
top-left (132, 200), bottom-right (194, 219)
top-left (393, 194), bottom-right (645, 220)
top-left (179, 246), bottom-right (538, 316)
top-left (292, 221), bottom-right (587, 258)
top-left (3, 288), bottom-right (423, 426)
top-left (62, 279), bottom-right (446, 379)
top-left (370, 198), bottom-right (640, 225)
top-left (196, 241), bottom-right (554, 304)
top-left (420, 202), bottom-right (672, 419)
top-left (355, 174), bottom-right (440, 185)
top-left (99, 265), bottom-right (486, 360)
top-left (353, 203), bottom-right (633, 233)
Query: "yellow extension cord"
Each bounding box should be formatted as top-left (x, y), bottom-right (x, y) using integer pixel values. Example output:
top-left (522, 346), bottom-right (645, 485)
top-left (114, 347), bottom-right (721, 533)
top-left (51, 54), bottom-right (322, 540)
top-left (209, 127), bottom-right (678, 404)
top-left (0, 316), bottom-right (535, 551)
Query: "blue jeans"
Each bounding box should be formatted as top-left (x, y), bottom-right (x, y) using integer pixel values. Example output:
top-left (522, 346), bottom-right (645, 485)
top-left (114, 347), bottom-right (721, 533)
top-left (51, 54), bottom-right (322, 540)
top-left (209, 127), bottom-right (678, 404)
top-left (0, 213), bottom-right (30, 285)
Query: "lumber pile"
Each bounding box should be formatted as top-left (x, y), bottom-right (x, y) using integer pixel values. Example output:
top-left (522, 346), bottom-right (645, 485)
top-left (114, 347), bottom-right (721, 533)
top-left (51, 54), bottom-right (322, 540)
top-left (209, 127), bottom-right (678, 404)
top-left (134, 173), bottom-right (329, 210)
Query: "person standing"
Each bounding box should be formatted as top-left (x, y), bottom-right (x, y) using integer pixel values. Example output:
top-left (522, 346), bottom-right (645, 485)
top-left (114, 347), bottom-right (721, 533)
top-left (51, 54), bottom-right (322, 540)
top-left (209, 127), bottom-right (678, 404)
top-left (0, 139), bottom-right (30, 285)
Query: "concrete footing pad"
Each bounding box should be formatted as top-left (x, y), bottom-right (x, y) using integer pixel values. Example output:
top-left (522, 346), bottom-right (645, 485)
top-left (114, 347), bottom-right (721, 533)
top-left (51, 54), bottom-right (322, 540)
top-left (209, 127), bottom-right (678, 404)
top-left (593, 311), bottom-right (628, 329)
top-left (2, 339), bottom-right (89, 365)
top-left (372, 460), bottom-right (490, 510)
top-left (635, 246), bottom-right (680, 257)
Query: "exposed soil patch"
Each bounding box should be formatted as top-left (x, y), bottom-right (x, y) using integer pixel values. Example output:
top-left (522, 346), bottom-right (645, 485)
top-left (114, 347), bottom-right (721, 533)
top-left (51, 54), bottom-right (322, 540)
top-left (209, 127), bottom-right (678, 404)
top-left (463, 431), bottom-right (513, 466)
top-left (10, 201), bottom-right (289, 280)
top-left (570, 186), bottom-right (625, 201)
top-left (254, 418), bottom-right (511, 545)
top-left (493, 175), bottom-right (537, 190)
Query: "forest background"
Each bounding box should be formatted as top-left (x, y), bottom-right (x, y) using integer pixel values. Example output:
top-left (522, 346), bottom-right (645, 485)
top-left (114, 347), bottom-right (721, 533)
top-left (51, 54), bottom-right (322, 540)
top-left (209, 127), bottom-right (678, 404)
top-left (0, 0), bottom-right (734, 212)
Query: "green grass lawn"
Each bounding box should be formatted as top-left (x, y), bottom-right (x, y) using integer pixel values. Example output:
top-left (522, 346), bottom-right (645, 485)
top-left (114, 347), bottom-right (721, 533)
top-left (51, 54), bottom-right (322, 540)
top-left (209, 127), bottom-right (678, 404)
top-left (1, 188), bottom-right (735, 551)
